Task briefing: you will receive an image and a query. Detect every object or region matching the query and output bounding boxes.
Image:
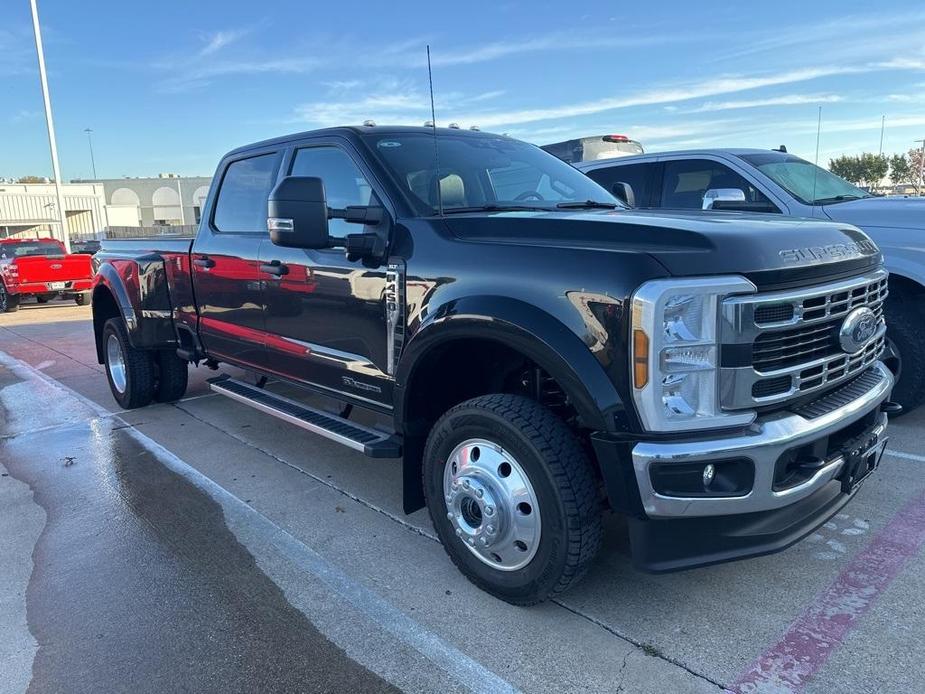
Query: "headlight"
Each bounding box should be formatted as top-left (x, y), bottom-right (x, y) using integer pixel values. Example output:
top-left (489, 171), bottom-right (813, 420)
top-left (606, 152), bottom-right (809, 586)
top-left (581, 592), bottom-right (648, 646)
top-left (631, 276), bottom-right (756, 432)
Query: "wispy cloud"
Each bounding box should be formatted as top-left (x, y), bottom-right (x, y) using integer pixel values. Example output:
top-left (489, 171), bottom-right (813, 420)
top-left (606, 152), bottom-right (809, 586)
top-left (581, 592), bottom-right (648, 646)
top-left (682, 93), bottom-right (843, 114)
top-left (8, 109), bottom-right (41, 123)
top-left (198, 29), bottom-right (248, 56)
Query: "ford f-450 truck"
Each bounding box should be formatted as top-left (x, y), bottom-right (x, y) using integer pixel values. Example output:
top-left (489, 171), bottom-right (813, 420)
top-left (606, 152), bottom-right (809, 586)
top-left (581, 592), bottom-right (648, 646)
top-left (91, 126), bottom-right (897, 604)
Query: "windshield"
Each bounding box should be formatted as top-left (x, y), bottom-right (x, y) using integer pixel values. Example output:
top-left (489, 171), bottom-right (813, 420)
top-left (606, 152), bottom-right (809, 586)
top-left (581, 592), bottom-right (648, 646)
top-left (740, 153), bottom-right (871, 206)
top-left (365, 132), bottom-right (620, 215)
top-left (0, 240), bottom-right (64, 259)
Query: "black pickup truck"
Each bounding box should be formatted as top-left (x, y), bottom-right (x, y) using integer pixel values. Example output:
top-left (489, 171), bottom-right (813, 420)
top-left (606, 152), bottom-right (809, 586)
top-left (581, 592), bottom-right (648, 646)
top-left (91, 125), bottom-right (897, 605)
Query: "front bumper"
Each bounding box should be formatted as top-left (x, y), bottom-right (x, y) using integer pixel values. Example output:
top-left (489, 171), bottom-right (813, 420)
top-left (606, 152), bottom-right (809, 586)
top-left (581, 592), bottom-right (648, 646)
top-left (606, 361), bottom-right (893, 572)
top-left (631, 361), bottom-right (892, 518)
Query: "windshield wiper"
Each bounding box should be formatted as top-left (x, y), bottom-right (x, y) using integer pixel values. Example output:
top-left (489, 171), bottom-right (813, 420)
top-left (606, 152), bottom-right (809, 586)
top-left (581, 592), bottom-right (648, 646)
top-left (555, 200), bottom-right (619, 210)
top-left (813, 194), bottom-right (868, 205)
top-left (441, 204), bottom-right (551, 214)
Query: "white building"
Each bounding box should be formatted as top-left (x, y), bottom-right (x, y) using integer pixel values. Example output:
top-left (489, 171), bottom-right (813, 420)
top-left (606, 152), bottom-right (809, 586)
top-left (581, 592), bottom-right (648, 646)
top-left (0, 181), bottom-right (110, 239)
top-left (76, 174), bottom-right (213, 227)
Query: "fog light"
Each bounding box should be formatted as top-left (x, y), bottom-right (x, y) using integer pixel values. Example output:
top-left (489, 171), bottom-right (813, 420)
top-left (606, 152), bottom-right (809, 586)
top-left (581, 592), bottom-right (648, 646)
top-left (702, 463), bottom-right (715, 488)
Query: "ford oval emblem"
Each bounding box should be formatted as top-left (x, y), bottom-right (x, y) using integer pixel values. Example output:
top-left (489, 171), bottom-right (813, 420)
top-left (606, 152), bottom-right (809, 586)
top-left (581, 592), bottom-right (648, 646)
top-left (50, 263), bottom-right (62, 270)
top-left (839, 307), bottom-right (878, 354)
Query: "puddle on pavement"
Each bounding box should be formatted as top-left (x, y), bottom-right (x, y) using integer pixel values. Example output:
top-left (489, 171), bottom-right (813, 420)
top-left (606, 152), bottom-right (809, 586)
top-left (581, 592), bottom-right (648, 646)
top-left (1, 419), bottom-right (396, 693)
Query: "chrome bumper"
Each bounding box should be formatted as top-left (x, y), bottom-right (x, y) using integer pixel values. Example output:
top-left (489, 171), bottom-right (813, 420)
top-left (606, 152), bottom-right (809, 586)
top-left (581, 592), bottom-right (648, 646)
top-left (632, 361), bottom-right (893, 518)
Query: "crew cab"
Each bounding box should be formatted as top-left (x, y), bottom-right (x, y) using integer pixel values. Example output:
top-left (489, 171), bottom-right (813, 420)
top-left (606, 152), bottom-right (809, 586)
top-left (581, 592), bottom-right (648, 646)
top-left (0, 237), bottom-right (93, 312)
top-left (91, 126), bottom-right (897, 604)
top-left (576, 149), bottom-right (925, 412)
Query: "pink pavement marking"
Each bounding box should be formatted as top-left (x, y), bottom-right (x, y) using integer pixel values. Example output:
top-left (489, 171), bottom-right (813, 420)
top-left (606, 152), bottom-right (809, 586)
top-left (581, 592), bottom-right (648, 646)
top-left (733, 489), bottom-right (925, 693)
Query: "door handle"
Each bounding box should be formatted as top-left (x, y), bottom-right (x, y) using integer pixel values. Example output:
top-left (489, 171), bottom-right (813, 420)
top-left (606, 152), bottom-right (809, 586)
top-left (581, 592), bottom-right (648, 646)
top-left (260, 260), bottom-right (289, 276)
top-left (193, 256), bottom-right (215, 269)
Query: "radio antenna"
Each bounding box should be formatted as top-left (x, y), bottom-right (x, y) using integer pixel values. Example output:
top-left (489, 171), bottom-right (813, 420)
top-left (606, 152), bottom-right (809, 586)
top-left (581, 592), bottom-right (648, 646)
top-left (426, 45), bottom-right (443, 216)
top-left (811, 105), bottom-right (822, 217)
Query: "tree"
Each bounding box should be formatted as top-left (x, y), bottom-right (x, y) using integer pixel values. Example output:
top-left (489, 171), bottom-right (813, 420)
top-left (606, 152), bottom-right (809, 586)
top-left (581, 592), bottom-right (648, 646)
top-left (829, 156), bottom-right (860, 184)
top-left (910, 147), bottom-right (925, 195)
top-left (17, 175), bottom-right (49, 183)
top-left (889, 154), bottom-right (912, 186)
top-left (857, 153), bottom-right (888, 190)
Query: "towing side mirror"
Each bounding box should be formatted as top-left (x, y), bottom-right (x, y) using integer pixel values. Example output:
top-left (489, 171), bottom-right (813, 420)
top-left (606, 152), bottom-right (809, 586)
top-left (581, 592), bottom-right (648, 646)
top-left (702, 188), bottom-right (746, 210)
top-left (267, 176), bottom-right (330, 249)
top-left (611, 181), bottom-right (636, 207)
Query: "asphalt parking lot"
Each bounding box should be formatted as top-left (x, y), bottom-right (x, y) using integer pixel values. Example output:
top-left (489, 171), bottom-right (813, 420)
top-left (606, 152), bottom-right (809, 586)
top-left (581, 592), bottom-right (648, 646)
top-left (2, 300), bottom-right (923, 694)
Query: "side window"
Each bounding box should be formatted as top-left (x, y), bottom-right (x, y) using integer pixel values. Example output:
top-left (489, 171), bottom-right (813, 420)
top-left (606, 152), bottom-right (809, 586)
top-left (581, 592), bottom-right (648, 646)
top-left (660, 159), bottom-right (772, 209)
top-left (586, 163), bottom-right (656, 207)
top-left (291, 146), bottom-right (375, 240)
top-left (213, 153), bottom-right (281, 232)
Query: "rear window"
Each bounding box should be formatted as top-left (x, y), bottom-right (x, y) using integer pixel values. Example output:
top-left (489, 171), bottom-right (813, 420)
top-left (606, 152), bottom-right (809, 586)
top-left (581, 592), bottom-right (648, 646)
top-left (0, 240), bottom-right (64, 258)
top-left (213, 152), bottom-right (281, 233)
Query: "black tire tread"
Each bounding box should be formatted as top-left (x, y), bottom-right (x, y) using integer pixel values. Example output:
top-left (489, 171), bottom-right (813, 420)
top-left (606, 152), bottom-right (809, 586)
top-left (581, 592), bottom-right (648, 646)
top-left (884, 296), bottom-right (925, 413)
top-left (103, 317), bottom-right (154, 409)
top-left (425, 393), bottom-right (602, 605)
top-left (154, 350), bottom-right (189, 402)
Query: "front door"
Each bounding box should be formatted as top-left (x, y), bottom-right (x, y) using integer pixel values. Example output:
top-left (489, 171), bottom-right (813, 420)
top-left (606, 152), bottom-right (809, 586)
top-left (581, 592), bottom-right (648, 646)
top-left (260, 143), bottom-right (392, 408)
top-left (192, 150), bottom-right (281, 369)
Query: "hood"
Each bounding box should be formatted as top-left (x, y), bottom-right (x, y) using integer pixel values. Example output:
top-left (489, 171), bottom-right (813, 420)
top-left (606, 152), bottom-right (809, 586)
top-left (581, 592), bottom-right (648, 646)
top-left (823, 196), bottom-right (925, 230)
top-left (443, 208), bottom-right (881, 290)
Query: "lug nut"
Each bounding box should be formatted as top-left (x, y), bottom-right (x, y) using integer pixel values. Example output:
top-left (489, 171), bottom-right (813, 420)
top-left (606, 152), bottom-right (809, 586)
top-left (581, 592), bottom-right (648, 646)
top-left (486, 525), bottom-right (496, 535)
top-left (485, 506), bottom-right (494, 516)
top-left (463, 480), bottom-right (470, 489)
top-left (476, 488), bottom-right (484, 498)
top-left (446, 512), bottom-right (454, 520)
top-left (479, 537), bottom-right (488, 546)
top-left (468, 538), bottom-right (475, 545)
top-left (455, 528), bottom-right (462, 536)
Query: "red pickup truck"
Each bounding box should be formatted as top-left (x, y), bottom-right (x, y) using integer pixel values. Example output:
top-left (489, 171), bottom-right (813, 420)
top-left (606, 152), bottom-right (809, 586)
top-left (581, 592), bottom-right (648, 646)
top-left (0, 238), bottom-right (94, 312)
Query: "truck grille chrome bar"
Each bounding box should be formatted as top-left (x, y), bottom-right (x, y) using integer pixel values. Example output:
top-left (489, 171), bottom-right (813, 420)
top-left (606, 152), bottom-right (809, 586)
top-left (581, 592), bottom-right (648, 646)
top-left (719, 269), bottom-right (888, 410)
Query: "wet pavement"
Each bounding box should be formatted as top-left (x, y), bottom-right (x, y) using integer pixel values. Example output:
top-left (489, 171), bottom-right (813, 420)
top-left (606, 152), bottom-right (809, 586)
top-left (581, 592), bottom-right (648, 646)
top-left (1, 300), bottom-right (924, 693)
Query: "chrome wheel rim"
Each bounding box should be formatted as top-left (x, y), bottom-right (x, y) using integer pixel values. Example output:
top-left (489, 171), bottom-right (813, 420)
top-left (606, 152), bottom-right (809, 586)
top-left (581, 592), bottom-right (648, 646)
top-left (443, 438), bottom-right (541, 571)
top-left (106, 333), bottom-right (127, 394)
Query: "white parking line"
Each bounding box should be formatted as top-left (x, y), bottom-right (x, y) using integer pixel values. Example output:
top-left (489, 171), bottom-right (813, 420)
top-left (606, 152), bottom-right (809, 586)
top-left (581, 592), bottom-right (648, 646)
top-left (885, 449), bottom-right (925, 463)
top-left (0, 350), bottom-right (520, 694)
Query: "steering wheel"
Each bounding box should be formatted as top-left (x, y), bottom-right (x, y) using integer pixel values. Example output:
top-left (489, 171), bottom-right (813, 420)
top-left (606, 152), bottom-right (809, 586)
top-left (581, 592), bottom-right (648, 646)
top-left (514, 191), bottom-right (545, 201)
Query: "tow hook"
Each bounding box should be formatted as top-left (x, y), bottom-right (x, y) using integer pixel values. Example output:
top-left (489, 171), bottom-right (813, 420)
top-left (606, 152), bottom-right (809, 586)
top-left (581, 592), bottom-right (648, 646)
top-left (880, 401), bottom-right (903, 416)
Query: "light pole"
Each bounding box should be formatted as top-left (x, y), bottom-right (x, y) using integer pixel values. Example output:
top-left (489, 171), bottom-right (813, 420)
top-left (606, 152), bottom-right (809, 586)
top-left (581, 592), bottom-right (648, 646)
top-left (84, 128), bottom-right (97, 179)
top-left (29, 0), bottom-right (70, 253)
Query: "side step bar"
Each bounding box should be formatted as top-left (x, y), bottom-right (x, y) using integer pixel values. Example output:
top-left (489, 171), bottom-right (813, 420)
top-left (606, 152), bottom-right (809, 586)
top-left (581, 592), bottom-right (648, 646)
top-left (208, 375), bottom-right (401, 458)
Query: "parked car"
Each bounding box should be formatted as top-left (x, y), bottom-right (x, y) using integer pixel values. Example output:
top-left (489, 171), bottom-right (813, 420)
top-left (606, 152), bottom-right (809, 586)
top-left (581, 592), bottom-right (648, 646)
top-left (541, 134), bottom-right (643, 164)
top-left (0, 237), bottom-right (93, 311)
top-left (577, 149), bottom-right (925, 412)
top-left (91, 126), bottom-right (895, 604)
top-left (71, 239), bottom-right (102, 255)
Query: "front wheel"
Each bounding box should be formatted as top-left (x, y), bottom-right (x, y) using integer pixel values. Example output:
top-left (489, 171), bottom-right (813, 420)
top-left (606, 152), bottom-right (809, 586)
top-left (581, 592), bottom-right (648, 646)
top-left (102, 318), bottom-right (155, 409)
top-left (883, 295), bottom-right (925, 414)
top-left (423, 394), bottom-right (602, 605)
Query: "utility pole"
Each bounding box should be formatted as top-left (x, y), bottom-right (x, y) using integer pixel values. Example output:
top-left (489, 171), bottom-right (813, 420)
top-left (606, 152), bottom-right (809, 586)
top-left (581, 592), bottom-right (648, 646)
top-left (175, 176), bottom-right (185, 225)
top-left (29, 0), bottom-right (70, 252)
top-left (878, 116), bottom-right (885, 156)
top-left (84, 128), bottom-right (97, 179)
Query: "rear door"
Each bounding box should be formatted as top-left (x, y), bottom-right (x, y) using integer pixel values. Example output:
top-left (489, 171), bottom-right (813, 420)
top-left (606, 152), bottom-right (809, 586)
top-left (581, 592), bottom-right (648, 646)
top-left (192, 150), bottom-right (281, 369)
top-left (259, 140), bottom-right (393, 408)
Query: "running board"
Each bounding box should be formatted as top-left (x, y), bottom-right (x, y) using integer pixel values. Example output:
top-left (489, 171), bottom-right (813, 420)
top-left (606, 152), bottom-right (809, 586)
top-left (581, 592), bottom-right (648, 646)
top-left (208, 375), bottom-right (401, 458)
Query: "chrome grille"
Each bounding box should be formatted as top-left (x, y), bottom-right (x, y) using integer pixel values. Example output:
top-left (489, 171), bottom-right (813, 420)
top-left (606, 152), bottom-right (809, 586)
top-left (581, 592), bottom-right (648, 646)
top-left (720, 269), bottom-right (888, 410)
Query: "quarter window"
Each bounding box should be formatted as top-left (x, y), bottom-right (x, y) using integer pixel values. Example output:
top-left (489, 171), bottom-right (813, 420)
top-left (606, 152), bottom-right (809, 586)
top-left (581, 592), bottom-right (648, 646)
top-left (213, 153), bottom-right (281, 233)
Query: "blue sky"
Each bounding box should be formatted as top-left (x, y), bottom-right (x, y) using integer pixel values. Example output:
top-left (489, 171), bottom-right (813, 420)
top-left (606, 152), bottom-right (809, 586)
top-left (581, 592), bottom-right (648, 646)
top-left (2, 1), bottom-right (924, 180)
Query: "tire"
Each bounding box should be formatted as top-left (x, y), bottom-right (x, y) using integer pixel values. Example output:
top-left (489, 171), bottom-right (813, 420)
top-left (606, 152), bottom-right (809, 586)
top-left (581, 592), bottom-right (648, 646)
top-left (74, 291), bottom-right (90, 306)
top-left (102, 317), bottom-right (155, 409)
top-left (153, 349), bottom-right (189, 402)
top-left (423, 394), bottom-right (603, 605)
top-left (0, 284), bottom-right (20, 313)
top-left (884, 295), bottom-right (925, 414)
